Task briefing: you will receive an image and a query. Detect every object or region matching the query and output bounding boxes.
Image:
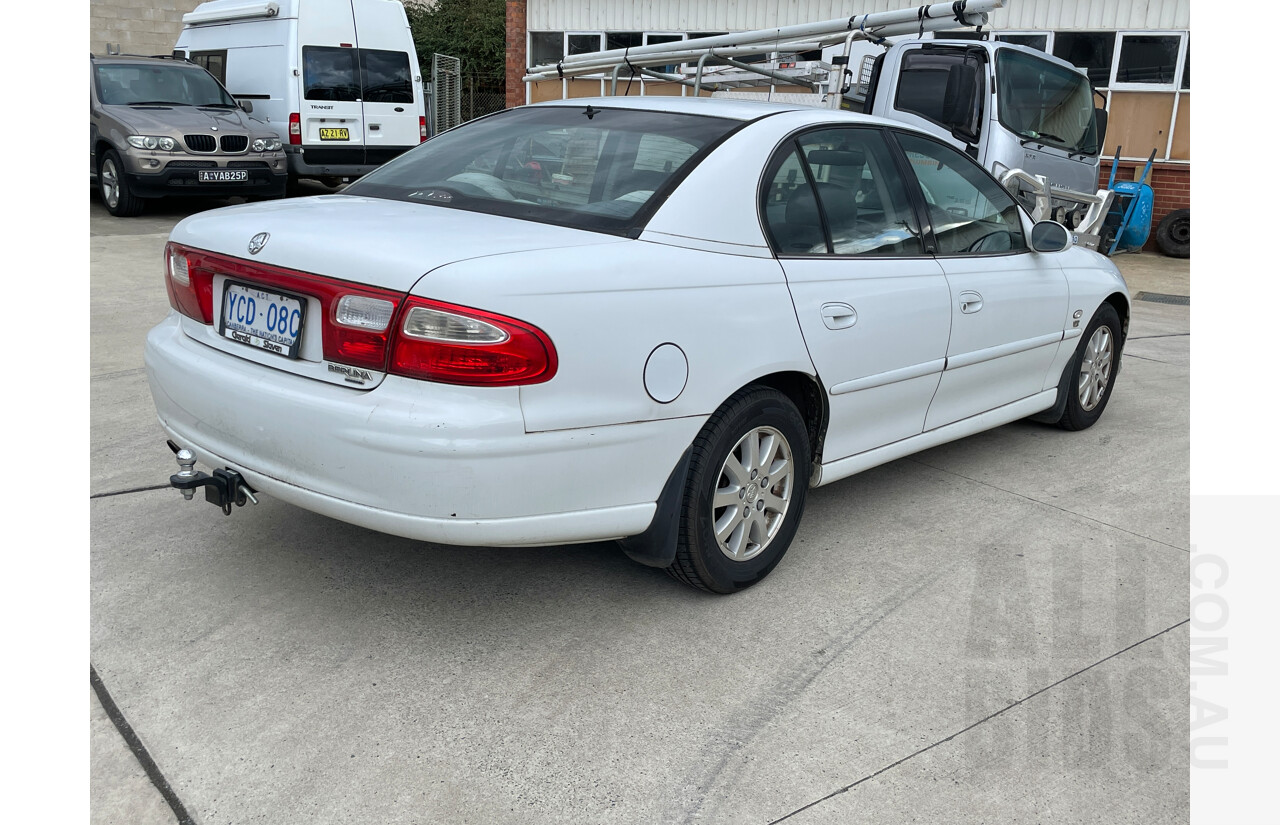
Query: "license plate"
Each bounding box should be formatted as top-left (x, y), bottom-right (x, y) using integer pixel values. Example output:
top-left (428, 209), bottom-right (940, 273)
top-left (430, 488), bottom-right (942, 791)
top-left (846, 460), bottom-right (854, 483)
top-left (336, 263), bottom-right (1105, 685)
top-left (198, 169), bottom-right (249, 183)
top-left (319, 128), bottom-right (350, 141)
top-left (219, 281), bottom-right (306, 359)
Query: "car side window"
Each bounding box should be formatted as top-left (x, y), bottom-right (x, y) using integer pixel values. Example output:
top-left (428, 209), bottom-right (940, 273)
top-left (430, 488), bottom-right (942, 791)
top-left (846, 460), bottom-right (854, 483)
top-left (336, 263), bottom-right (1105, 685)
top-left (763, 128), bottom-right (924, 257)
top-left (893, 132), bottom-right (1028, 256)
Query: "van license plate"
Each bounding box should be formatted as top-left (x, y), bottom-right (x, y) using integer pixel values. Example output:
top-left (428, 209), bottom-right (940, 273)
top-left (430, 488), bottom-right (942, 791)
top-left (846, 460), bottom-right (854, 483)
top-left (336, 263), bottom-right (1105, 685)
top-left (220, 281), bottom-right (306, 359)
top-left (319, 128), bottom-right (350, 141)
top-left (198, 170), bottom-right (249, 183)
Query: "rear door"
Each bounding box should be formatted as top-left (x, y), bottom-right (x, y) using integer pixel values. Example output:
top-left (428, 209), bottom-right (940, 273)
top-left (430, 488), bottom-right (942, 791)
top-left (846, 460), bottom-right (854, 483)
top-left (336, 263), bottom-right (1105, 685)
top-left (298, 0), bottom-right (364, 165)
top-left (352, 0), bottom-right (423, 162)
top-left (764, 126), bottom-right (952, 462)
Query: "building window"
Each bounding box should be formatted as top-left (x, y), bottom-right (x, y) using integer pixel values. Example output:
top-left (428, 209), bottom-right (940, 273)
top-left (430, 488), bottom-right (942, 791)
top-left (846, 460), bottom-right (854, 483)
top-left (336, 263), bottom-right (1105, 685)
top-left (1181, 42), bottom-right (1190, 89)
top-left (606, 32), bottom-right (643, 51)
top-left (996, 33), bottom-right (1048, 52)
top-left (1115, 34), bottom-right (1182, 85)
top-left (529, 31), bottom-right (563, 67)
top-left (568, 33), bottom-right (603, 57)
top-left (1052, 32), bottom-right (1114, 88)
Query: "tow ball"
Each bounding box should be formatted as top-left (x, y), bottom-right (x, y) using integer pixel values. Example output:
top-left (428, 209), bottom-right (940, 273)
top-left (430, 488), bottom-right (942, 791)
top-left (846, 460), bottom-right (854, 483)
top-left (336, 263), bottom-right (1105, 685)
top-left (166, 440), bottom-right (259, 516)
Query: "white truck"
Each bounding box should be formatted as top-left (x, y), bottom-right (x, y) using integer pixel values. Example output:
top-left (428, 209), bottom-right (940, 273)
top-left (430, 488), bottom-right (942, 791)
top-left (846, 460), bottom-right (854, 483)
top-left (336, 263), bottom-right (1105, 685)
top-left (175, 0), bottom-right (428, 186)
top-left (523, 0), bottom-right (1111, 244)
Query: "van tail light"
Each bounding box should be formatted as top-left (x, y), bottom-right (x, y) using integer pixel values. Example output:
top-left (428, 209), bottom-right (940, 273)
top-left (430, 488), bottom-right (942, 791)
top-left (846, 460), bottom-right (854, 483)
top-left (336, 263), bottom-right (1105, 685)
top-left (389, 298), bottom-right (557, 386)
top-left (165, 243), bottom-right (214, 324)
top-left (419, 116), bottom-right (428, 142)
top-left (288, 112), bottom-right (301, 145)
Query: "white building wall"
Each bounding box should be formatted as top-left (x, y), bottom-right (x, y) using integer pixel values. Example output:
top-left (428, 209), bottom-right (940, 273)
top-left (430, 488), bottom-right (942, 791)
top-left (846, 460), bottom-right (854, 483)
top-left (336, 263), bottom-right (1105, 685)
top-left (527, 0), bottom-right (1190, 32)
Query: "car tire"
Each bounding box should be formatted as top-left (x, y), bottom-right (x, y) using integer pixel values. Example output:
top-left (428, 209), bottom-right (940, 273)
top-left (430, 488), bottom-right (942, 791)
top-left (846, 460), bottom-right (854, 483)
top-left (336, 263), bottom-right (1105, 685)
top-left (667, 386), bottom-right (811, 594)
top-left (98, 149), bottom-right (144, 217)
top-left (1057, 303), bottom-right (1122, 431)
top-left (1155, 208), bottom-right (1189, 258)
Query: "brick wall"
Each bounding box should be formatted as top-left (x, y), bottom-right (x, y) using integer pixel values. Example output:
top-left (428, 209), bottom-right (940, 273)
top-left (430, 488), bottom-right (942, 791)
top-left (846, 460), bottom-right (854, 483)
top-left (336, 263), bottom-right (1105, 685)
top-left (1097, 160), bottom-right (1190, 249)
top-left (91, 0), bottom-right (203, 57)
top-left (506, 0), bottom-right (527, 109)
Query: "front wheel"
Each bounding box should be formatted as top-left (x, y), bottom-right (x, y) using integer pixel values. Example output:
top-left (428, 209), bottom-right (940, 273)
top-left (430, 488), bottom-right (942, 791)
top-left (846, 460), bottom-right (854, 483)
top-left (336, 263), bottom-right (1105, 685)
top-left (667, 387), bottom-right (811, 594)
top-left (98, 149), bottom-right (143, 217)
top-left (1057, 303), bottom-right (1122, 431)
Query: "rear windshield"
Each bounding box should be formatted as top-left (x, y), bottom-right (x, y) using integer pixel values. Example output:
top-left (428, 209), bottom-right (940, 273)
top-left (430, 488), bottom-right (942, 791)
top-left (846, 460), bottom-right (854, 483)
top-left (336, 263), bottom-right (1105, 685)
top-left (303, 46), bottom-right (413, 103)
top-left (95, 63), bottom-right (236, 107)
top-left (344, 106), bottom-right (740, 235)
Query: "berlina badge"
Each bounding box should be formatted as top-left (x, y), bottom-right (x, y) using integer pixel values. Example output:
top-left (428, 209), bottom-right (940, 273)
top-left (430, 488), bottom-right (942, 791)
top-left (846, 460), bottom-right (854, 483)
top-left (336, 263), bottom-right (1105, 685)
top-left (248, 232), bottom-right (270, 255)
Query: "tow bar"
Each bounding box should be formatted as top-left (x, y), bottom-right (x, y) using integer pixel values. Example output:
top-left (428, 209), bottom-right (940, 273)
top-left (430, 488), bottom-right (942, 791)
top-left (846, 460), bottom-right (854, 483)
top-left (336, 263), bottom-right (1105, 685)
top-left (166, 440), bottom-right (259, 516)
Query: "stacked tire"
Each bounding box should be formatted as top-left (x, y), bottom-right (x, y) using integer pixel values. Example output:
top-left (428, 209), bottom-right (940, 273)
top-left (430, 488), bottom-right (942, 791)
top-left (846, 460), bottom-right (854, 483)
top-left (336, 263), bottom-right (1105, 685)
top-left (1155, 208), bottom-right (1189, 258)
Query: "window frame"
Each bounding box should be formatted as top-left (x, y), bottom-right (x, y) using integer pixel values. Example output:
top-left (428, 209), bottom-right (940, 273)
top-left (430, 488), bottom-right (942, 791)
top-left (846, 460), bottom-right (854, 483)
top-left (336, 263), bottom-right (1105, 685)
top-left (887, 128), bottom-right (1032, 260)
top-left (1107, 30), bottom-right (1189, 92)
top-left (759, 125), bottom-right (933, 261)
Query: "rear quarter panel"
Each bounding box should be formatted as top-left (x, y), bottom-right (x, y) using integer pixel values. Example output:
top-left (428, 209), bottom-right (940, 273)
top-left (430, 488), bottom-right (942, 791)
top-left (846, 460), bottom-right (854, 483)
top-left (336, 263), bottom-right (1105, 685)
top-left (410, 241), bottom-right (814, 434)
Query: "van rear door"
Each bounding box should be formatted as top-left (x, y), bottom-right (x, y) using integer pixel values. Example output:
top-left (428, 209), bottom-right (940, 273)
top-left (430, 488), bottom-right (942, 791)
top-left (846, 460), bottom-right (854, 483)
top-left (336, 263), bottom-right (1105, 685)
top-left (352, 0), bottom-right (424, 163)
top-left (297, 0), bottom-right (365, 167)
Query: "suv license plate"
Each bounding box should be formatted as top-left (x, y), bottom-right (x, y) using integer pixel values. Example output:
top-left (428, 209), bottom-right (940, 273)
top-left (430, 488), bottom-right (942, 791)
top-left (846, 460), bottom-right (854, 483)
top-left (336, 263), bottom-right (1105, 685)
top-left (319, 128), bottom-right (350, 141)
top-left (220, 281), bottom-right (306, 359)
top-left (199, 169), bottom-right (249, 183)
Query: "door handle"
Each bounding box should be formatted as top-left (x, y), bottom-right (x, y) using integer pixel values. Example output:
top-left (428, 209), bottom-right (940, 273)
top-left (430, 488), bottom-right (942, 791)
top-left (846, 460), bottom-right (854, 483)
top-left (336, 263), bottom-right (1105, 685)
top-left (959, 291), bottom-right (983, 314)
top-left (820, 302), bottom-right (857, 330)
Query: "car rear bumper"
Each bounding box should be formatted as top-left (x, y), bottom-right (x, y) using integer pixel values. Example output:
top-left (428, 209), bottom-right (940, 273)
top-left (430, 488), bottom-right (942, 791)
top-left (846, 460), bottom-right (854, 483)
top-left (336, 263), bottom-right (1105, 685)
top-left (144, 314), bottom-right (702, 546)
top-left (286, 145), bottom-right (416, 179)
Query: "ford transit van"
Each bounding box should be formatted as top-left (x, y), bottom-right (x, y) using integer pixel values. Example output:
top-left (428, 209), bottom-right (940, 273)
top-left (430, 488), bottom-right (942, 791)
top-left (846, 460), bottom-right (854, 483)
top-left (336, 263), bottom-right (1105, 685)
top-left (175, 0), bottom-right (428, 186)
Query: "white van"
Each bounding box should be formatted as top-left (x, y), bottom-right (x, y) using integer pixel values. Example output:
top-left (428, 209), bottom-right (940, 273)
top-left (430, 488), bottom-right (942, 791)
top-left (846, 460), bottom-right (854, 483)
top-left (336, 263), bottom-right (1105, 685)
top-left (175, 0), bottom-right (427, 185)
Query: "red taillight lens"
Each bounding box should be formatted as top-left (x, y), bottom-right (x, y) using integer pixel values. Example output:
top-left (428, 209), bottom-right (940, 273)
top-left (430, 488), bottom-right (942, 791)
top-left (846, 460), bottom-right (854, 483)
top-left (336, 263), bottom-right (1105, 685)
top-left (288, 112), bottom-right (301, 145)
top-left (164, 242), bottom-right (214, 324)
top-left (163, 244), bottom-right (401, 372)
top-left (419, 115), bottom-right (428, 142)
top-left (389, 298), bottom-right (557, 386)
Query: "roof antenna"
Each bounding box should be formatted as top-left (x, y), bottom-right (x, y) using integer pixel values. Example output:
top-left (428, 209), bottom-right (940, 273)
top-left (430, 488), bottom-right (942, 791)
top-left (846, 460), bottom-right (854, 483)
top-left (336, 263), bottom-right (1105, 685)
top-left (583, 104), bottom-right (598, 119)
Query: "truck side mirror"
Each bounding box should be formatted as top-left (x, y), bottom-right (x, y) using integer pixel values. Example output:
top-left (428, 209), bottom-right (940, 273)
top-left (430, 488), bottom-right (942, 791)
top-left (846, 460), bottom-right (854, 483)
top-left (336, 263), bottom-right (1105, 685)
top-left (1094, 107), bottom-right (1108, 149)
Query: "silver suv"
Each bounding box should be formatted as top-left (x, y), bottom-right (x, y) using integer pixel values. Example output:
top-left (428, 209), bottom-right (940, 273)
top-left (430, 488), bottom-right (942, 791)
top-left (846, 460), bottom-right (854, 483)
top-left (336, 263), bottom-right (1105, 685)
top-left (90, 54), bottom-right (287, 216)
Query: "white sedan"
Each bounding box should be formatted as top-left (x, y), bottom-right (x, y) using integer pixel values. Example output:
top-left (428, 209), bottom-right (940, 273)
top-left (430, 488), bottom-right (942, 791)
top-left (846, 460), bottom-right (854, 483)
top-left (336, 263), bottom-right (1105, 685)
top-left (145, 97), bottom-right (1127, 593)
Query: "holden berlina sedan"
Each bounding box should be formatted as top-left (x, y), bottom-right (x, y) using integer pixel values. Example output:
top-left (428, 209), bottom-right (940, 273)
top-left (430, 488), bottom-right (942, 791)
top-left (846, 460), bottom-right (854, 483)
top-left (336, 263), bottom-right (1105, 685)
top-left (145, 97), bottom-right (1127, 593)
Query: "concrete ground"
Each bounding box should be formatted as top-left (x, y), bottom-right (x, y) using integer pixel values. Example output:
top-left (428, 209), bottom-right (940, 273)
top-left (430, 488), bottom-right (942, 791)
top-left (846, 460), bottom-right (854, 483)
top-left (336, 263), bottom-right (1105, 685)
top-left (90, 192), bottom-right (1190, 825)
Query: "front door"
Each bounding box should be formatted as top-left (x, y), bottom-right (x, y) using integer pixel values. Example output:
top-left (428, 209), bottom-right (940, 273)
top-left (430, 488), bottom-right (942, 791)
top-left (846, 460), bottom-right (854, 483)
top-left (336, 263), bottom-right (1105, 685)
top-left (891, 131), bottom-right (1069, 430)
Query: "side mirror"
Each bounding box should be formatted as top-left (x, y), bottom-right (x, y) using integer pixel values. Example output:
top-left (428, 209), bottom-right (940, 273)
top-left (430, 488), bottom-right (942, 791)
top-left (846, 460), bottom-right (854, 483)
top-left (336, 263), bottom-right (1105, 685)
top-left (1031, 220), bottom-right (1072, 253)
top-left (239, 99), bottom-right (253, 114)
top-left (1093, 107), bottom-right (1108, 150)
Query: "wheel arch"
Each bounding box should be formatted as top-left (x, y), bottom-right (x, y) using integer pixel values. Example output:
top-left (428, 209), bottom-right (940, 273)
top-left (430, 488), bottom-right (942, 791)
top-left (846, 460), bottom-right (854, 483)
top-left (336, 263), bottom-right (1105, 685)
top-left (741, 370), bottom-right (828, 466)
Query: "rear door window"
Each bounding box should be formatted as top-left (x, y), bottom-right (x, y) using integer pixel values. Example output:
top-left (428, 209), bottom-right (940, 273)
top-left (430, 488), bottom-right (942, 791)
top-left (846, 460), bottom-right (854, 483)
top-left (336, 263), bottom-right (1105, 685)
top-left (359, 49), bottom-right (413, 103)
top-left (303, 46), bottom-right (360, 101)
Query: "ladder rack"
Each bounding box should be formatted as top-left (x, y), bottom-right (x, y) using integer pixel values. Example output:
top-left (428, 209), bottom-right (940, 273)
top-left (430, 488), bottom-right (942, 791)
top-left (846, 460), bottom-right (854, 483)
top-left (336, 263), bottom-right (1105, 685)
top-left (523, 0), bottom-right (1004, 103)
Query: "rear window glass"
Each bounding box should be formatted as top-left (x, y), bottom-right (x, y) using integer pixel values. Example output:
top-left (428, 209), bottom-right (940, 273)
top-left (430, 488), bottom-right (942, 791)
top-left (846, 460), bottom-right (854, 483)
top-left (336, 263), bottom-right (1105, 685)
top-left (303, 46), bottom-right (360, 101)
top-left (360, 49), bottom-right (413, 103)
top-left (344, 106), bottom-right (740, 235)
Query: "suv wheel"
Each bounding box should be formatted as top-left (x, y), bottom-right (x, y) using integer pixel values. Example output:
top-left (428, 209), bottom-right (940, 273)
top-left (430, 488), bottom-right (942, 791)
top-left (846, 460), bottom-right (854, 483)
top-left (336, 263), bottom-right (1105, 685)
top-left (99, 149), bottom-right (144, 217)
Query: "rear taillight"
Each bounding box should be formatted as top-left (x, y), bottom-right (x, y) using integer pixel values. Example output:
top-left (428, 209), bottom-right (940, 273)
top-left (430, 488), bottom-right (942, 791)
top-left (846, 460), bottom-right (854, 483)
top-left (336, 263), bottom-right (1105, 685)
top-left (389, 298), bottom-right (557, 386)
top-left (165, 243), bottom-right (214, 324)
top-left (161, 246), bottom-right (556, 386)
top-left (162, 244), bottom-right (401, 372)
top-left (419, 116), bottom-right (428, 142)
top-left (288, 112), bottom-right (301, 145)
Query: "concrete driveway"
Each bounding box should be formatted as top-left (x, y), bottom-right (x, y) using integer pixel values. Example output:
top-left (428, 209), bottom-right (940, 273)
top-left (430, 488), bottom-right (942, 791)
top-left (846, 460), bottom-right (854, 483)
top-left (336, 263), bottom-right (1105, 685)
top-left (90, 193), bottom-right (1190, 825)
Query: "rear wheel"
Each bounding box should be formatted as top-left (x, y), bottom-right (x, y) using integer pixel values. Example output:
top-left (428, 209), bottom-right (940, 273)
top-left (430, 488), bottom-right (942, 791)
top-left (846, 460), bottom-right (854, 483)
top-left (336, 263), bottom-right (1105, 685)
top-left (667, 387), bottom-right (811, 594)
top-left (99, 149), bottom-right (143, 217)
top-left (1057, 303), bottom-right (1122, 431)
